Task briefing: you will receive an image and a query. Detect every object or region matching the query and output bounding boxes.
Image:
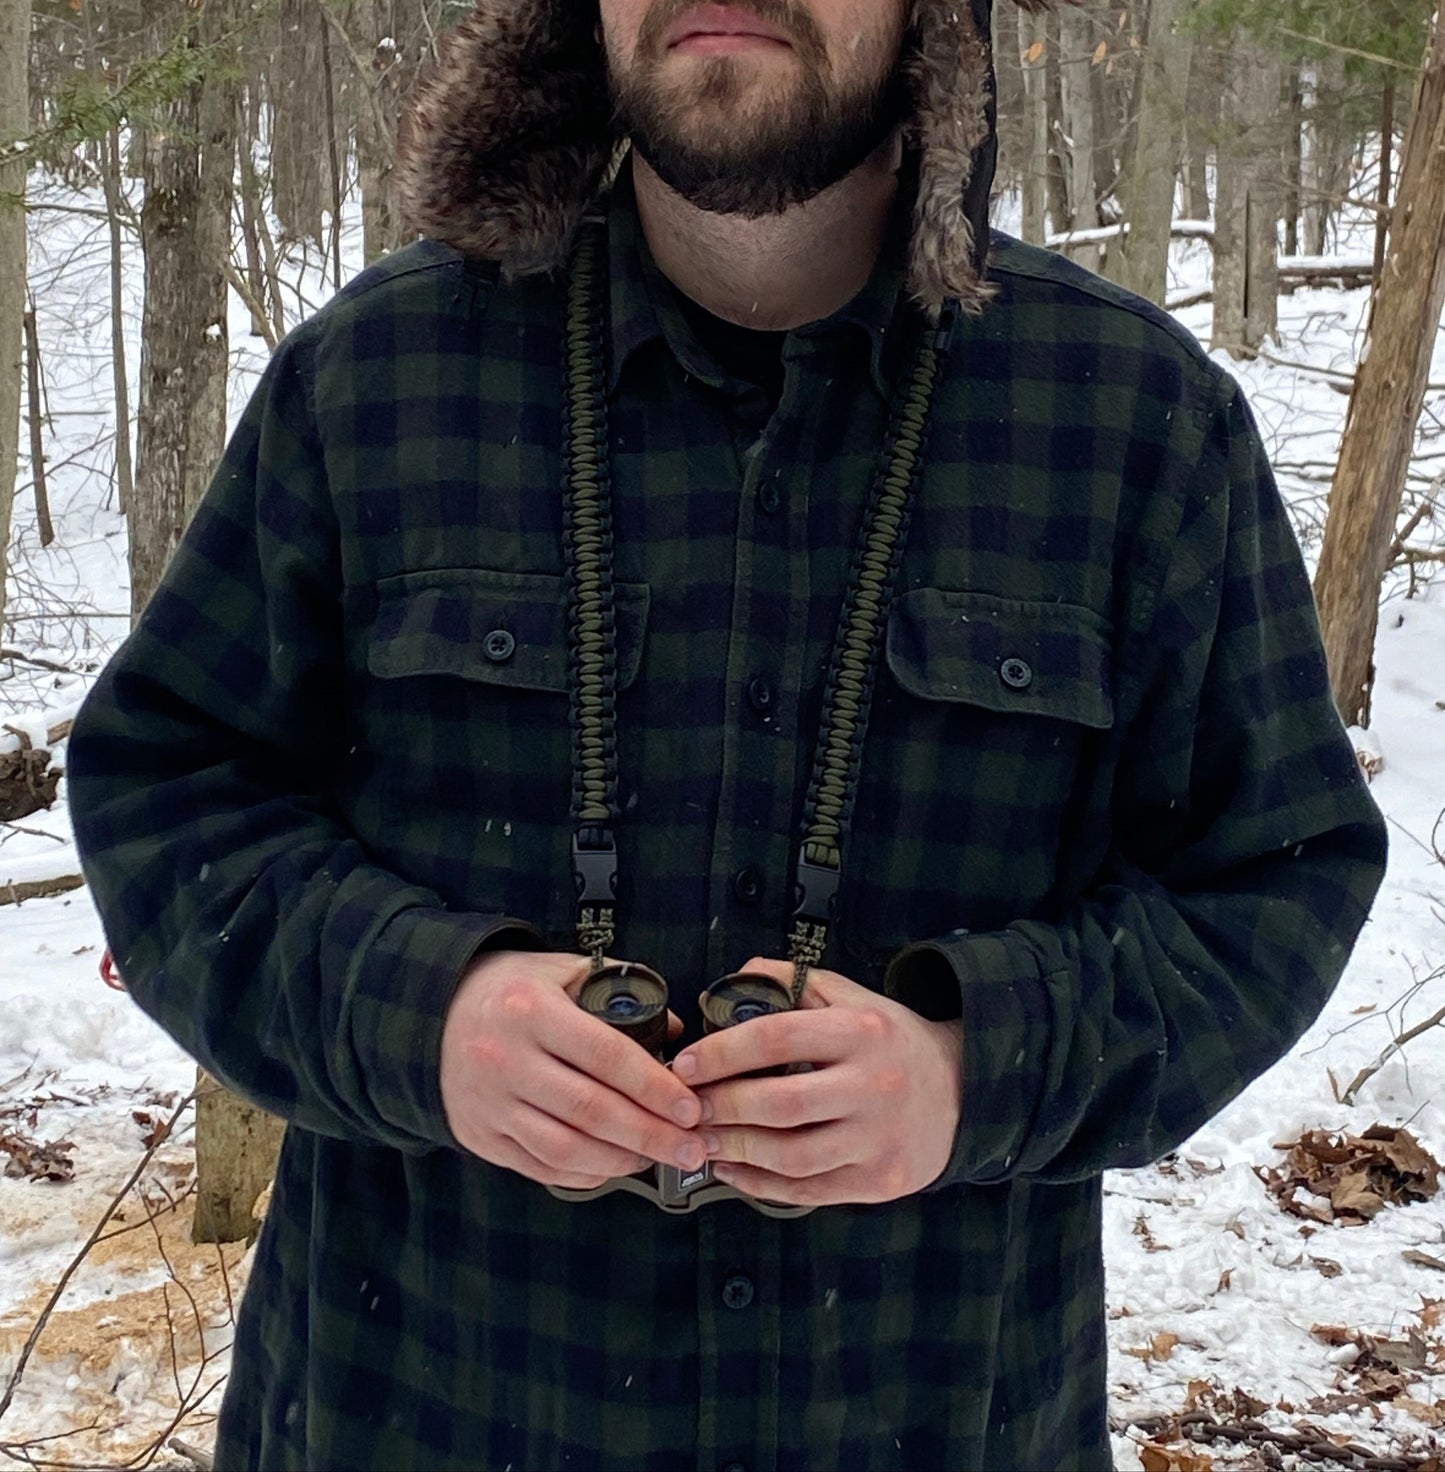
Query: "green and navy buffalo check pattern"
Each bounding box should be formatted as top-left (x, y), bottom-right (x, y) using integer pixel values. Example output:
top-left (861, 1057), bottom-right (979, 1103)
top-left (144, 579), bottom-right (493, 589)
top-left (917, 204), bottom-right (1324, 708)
top-left (69, 169), bottom-right (1386, 1471)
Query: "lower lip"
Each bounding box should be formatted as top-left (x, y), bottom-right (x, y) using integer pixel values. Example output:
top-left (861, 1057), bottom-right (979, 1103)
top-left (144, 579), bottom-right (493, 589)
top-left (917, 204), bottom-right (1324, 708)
top-left (670, 33), bottom-right (791, 54)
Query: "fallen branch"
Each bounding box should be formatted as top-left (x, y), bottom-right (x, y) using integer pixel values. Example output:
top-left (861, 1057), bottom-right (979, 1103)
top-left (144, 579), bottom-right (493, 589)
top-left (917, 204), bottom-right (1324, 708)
top-left (168, 1437), bottom-right (215, 1471)
top-left (1116, 1409), bottom-right (1439, 1470)
top-left (0, 876), bottom-right (84, 908)
top-left (1340, 1000), bottom-right (1445, 1106)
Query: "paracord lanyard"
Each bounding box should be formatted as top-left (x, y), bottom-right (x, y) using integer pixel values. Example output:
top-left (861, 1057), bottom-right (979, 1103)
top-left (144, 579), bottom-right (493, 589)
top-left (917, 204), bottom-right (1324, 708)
top-left (561, 219), bottom-right (954, 996)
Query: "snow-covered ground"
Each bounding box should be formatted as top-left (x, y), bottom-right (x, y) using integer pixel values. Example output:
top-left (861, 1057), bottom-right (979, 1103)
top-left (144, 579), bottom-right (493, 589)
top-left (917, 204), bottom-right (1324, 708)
top-left (2, 188), bottom-right (1443, 1467)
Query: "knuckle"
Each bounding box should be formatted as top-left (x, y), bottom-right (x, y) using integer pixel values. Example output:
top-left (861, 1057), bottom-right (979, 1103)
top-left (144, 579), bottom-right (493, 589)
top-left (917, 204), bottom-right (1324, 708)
top-left (855, 1007), bottom-right (891, 1042)
top-left (872, 1064), bottom-right (909, 1099)
top-left (771, 1078), bottom-right (810, 1126)
top-left (493, 976), bottom-right (542, 1024)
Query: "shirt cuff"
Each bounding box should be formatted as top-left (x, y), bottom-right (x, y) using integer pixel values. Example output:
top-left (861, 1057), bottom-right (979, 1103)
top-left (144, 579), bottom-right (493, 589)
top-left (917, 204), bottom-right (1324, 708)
top-left (352, 907), bottom-right (544, 1151)
top-left (885, 929), bottom-right (1053, 1188)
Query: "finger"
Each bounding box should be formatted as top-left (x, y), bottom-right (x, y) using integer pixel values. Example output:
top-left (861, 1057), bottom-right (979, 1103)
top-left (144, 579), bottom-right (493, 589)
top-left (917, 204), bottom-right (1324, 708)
top-left (674, 1009), bottom-right (854, 1086)
top-left (710, 1160), bottom-right (879, 1208)
top-left (509, 1103), bottom-right (661, 1182)
top-left (543, 999), bottom-right (704, 1127)
top-left (737, 958), bottom-right (863, 1008)
top-left (665, 1010), bottom-right (685, 1042)
top-left (529, 1058), bottom-right (708, 1172)
top-left (483, 1132), bottom-right (626, 1193)
top-left (696, 1068), bottom-right (849, 1129)
top-left (704, 1121), bottom-right (862, 1177)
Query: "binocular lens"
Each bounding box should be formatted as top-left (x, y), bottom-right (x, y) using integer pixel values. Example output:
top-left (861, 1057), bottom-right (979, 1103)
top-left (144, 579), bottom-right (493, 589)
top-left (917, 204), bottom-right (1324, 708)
top-left (579, 963), bottom-right (670, 1058)
top-left (700, 973), bottom-right (793, 1033)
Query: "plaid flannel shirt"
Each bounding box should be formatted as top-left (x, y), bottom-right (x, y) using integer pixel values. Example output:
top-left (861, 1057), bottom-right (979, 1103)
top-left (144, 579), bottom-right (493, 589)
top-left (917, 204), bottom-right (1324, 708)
top-left (69, 173), bottom-right (1386, 1471)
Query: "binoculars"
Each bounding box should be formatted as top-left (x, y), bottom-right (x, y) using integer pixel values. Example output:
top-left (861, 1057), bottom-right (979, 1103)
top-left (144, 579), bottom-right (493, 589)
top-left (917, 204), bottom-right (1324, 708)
top-left (546, 962), bottom-right (813, 1218)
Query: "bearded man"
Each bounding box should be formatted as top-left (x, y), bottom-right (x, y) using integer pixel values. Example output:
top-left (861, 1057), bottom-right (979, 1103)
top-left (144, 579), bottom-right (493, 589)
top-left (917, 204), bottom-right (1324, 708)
top-left (68, 0), bottom-right (1386, 1467)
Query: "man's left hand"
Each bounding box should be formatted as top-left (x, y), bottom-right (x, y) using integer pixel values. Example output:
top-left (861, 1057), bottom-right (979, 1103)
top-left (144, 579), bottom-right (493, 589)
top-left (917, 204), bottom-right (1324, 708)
top-left (672, 960), bottom-right (963, 1206)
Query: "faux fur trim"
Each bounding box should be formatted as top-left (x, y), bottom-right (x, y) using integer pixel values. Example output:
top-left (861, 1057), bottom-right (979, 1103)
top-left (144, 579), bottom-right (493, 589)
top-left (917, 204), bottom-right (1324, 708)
top-left (398, 0), bottom-right (1050, 316)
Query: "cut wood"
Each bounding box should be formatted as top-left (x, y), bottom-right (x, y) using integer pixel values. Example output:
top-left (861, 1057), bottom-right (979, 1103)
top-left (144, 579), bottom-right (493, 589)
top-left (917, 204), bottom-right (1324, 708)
top-left (0, 875), bottom-right (84, 907)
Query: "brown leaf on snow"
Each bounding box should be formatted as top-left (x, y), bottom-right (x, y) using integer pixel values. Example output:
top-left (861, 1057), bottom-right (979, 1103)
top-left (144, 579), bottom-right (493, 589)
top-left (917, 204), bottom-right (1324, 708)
top-left (1395, 1396), bottom-right (1445, 1427)
top-left (0, 1129), bottom-right (76, 1182)
top-left (1419, 1297), bottom-right (1444, 1329)
top-left (1133, 1214), bottom-right (1169, 1253)
top-left (1405, 1250), bottom-right (1445, 1273)
top-left (1258, 1126), bottom-right (1442, 1225)
top-left (1310, 1323), bottom-right (1358, 1347)
top-left (1139, 1441), bottom-right (1213, 1472)
top-left (1310, 1256), bottom-right (1344, 1278)
top-left (1124, 1331), bottom-right (1182, 1364)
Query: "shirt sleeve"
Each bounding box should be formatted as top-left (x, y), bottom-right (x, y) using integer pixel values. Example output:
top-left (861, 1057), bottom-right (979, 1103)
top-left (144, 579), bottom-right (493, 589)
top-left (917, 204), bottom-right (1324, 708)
top-left (886, 373), bottom-right (1388, 1188)
top-left (67, 329), bottom-right (542, 1155)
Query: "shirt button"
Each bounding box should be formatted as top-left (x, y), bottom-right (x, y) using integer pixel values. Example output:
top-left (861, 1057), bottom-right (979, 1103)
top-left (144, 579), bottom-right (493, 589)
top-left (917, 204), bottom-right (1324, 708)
top-left (999, 656), bottom-right (1033, 690)
top-left (746, 676), bottom-right (774, 713)
top-left (482, 629), bottom-right (516, 663)
top-left (721, 1275), bottom-right (755, 1310)
top-left (731, 867), bottom-right (763, 905)
top-left (757, 483), bottom-right (782, 515)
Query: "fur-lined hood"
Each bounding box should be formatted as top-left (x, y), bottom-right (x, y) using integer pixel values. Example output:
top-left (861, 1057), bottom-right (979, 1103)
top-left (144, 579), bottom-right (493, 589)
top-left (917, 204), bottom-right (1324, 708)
top-left (397, 0), bottom-right (1047, 317)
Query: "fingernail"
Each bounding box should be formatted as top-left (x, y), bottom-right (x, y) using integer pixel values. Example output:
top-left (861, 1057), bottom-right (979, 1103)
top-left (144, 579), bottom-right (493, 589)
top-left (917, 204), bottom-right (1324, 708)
top-left (674, 1052), bottom-right (697, 1080)
top-left (702, 1131), bottom-right (720, 1156)
top-left (672, 1098), bottom-right (700, 1127)
top-left (698, 1097), bottom-right (713, 1123)
top-left (677, 1141), bottom-right (706, 1172)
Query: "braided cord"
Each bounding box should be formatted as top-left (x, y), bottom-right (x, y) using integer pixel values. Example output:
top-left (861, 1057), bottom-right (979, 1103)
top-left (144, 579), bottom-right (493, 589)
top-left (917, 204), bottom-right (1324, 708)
top-left (789, 314), bottom-right (951, 1003)
top-left (561, 225), bottom-right (617, 967)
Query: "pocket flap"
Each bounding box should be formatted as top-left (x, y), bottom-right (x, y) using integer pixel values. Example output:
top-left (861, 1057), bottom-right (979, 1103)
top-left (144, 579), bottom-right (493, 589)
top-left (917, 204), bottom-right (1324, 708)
top-left (368, 569), bottom-right (650, 693)
top-left (885, 588), bottom-right (1113, 729)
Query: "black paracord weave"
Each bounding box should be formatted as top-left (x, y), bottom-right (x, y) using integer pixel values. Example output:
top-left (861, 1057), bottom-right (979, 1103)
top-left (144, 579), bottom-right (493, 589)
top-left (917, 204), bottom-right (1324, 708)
top-left (561, 221), bottom-right (954, 997)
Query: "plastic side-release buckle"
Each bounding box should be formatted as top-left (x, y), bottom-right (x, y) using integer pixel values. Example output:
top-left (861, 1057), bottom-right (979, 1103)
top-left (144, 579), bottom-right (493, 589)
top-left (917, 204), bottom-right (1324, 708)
top-left (571, 827), bottom-right (618, 904)
top-left (792, 858), bottom-right (841, 924)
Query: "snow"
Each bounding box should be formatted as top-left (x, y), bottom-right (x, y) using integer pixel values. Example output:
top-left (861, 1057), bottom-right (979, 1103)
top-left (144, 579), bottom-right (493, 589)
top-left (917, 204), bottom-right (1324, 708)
top-left (3, 184), bottom-right (1443, 1468)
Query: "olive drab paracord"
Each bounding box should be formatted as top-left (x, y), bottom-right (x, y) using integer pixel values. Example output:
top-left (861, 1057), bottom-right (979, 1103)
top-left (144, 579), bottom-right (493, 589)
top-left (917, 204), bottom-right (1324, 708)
top-left (554, 218), bottom-right (955, 1215)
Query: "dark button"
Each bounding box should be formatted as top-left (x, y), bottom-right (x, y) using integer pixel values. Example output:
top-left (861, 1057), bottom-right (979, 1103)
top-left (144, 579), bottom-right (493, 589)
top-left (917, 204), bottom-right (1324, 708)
top-left (482, 629), bottom-right (516, 663)
top-left (746, 676), bottom-right (773, 713)
top-left (999, 656), bottom-right (1033, 690)
top-left (731, 867), bottom-right (763, 905)
top-left (721, 1274), bottom-right (755, 1310)
top-left (757, 482), bottom-right (782, 515)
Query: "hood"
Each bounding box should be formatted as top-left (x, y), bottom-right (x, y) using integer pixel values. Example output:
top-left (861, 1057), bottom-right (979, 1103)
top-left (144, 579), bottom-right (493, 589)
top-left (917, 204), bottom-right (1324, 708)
top-left (397, 0), bottom-right (1048, 317)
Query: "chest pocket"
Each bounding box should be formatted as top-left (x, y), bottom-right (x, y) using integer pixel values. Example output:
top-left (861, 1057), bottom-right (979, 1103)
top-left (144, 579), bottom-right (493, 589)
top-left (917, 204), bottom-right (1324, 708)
top-left (884, 587), bottom-right (1113, 728)
top-left (842, 588), bottom-right (1115, 956)
top-left (367, 568), bottom-right (650, 693)
top-left (350, 569), bottom-right (650, 923)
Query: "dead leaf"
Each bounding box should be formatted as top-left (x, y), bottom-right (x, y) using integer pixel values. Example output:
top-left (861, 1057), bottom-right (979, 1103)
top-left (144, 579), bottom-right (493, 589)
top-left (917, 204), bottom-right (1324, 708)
top-left (1140, 1442), bottom-right (1213, 1472)
top-left (1375, 1330), bottom-right (1429, 1372)
top-left (1022, 39), bottom-right (1046, 63)
top-left (1310, 1324), bottom-right (1357, 1347)
top-left (1092, 40), bottom-right (1109, 64)
top-left (1419, 1297), bottom-right (1444, 1329)
top-left (1260, 1126), bottom-right (1441, 1225)
top-left (0, 1129), bottom-right (76, 1182)
top-left (1310, 1256), bottom-right (1343, 1279)
top-left (1395, 1396), bottom-right (1445, 1427)
top-left (1214, 1268), bottom-right (1233, 1293)
top-left (1405, 1250), bottom-right (1445, 1272)
top-left (1125, 1331), bottom-right (1181, 1364)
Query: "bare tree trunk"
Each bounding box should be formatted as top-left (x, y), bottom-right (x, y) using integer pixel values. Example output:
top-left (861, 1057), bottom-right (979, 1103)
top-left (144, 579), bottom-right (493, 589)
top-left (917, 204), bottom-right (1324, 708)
top-left (0, 0), bottom-right (27, 635)
top-left (132, 0), bottom-right (238, 617)
top-left (1183, 43), bottom-right (1219, 221)
top-left (1283, 62), bottom-right (1303, 256)
top-left (1314, 7), bottom-right (1445, 730)
top-left (1212, 46), bottom-right (1283, 358)
top-left (1059, 3), bottom-right (1097, 234)
top-left (1019, 5), bottom-right (1050, 244)
top-left (1301, 57), bottom-right (1351, 257)
top-left (1108, 0), bottom-right (1192, 303)
top-left (22, 308), bottom-right (51, 547)
top-left (103, 123), bottom-right (134, 517)
top-left (193, 1068), bottom-right (287, 1244)
top-left (1372, 83), bottom-right (1396, 285)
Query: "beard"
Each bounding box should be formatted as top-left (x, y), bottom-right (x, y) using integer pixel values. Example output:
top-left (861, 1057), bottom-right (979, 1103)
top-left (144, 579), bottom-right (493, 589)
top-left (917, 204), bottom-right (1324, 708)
top-left (606, 0), bottom-right (910, 217)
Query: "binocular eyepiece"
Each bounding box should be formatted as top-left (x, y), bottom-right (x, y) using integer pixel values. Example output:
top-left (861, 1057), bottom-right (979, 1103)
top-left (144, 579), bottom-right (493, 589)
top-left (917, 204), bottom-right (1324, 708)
top-left (549, 963), bottom-right (811, 1218)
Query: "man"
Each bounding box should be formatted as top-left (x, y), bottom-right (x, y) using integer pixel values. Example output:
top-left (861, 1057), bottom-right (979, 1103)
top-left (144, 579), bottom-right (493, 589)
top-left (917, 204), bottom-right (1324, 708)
top-left (68, 0), bottom-right (1386, 1466)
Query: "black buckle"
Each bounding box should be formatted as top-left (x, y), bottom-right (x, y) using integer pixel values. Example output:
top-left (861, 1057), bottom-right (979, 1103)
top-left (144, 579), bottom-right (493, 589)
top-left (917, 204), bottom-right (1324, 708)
top-left (792, 857), bottom-right (840, 923)
top-left (571, 827), bottom-right (617, 904)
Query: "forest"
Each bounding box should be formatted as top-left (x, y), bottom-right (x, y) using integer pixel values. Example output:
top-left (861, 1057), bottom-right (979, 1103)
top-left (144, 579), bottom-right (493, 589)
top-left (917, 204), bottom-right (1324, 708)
top-left (0, 1), bottom-right (1443, 1468)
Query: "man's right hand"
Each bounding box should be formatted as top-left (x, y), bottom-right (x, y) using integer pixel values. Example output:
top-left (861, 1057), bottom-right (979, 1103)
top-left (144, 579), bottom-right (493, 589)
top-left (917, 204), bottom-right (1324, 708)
top-left (439, 950), bottom-right (707, 1190)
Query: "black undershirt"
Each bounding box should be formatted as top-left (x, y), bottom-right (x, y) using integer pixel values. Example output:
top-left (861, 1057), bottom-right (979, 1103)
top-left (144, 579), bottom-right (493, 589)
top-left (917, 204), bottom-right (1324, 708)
top-left (675, 292), bottom-right (789, 406)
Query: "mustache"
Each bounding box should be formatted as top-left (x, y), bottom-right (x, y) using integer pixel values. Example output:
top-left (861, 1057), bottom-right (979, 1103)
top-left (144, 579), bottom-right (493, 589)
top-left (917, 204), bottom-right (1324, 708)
top-left (636, 0), bottom-right (828, 66)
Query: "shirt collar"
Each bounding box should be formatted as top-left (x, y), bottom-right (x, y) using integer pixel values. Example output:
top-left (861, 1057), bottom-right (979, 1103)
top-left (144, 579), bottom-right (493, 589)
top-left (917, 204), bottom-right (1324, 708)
top-left (605, 162), bottom-right (911, 403)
